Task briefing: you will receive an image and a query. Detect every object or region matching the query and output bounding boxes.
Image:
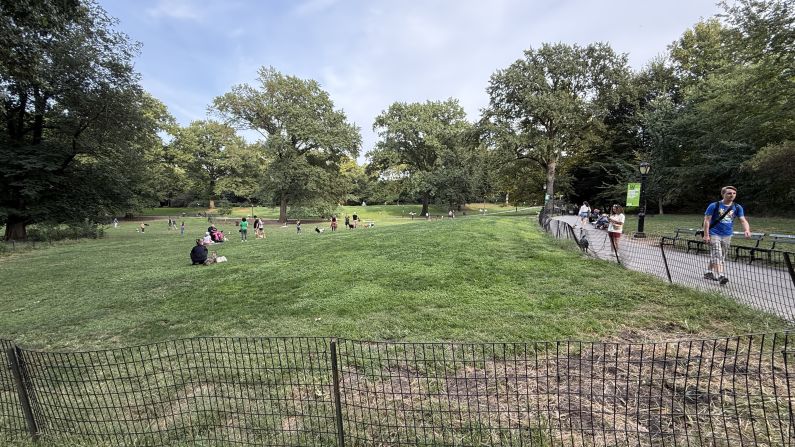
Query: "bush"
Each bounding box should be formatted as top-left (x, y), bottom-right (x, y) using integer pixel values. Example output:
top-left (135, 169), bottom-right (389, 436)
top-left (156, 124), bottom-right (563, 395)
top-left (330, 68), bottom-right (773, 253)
top-left (27, 221), bottom-right (105, 242)
top-left (288, 203), bottom-right (342, 219)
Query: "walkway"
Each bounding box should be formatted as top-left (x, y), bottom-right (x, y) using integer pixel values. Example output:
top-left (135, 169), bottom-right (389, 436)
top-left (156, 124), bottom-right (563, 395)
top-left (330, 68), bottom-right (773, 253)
top-left (552, 215), bottom-right (795, 322)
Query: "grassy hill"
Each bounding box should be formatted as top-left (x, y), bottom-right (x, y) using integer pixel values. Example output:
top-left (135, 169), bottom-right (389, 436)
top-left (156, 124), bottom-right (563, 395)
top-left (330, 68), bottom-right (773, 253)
top-left (0, 213), bottom-right (786, 350)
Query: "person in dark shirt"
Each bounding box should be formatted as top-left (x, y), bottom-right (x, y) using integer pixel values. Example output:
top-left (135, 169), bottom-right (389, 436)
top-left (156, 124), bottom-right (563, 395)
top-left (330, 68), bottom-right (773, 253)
top-left (190, 239), bottom-right (208, 265)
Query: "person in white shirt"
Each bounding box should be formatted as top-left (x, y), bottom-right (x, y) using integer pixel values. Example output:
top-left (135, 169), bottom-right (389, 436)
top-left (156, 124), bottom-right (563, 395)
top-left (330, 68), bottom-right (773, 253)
top-left (607, 204), bottom-right (626, 249)
top-left (578, 201), bottom-right (591, 227)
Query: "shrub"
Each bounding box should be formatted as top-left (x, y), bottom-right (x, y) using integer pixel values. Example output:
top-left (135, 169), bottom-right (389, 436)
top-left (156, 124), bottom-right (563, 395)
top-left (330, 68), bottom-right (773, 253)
top-left (288, 203), bottom-right (341, 219)
top-left (27, 221), bottom-right (105, 242)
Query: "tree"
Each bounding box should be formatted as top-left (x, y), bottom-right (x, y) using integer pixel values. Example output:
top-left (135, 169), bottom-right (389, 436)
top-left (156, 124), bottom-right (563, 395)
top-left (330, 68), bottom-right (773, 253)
top-left (745, 141), bottom-right (795, 207)
top-left (665, 0), bottom-right (795, 210)
top-left (0, 0), bottom-right (161, 240)
top-left (484, 43), bottom-right (631, 212)
top-left (370, 99), bottom-right (472, 217)
top-left (170, 120), bottom-right (246, 209)
top-left (339, 158), bottom-right (372, 205)
top-left (212, 67), bottom-right (361, 222)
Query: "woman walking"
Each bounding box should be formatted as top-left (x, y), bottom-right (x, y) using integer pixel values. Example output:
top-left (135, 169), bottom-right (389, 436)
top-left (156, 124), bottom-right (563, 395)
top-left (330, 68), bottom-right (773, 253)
top-left (578, 201), bottom-right (591, 227)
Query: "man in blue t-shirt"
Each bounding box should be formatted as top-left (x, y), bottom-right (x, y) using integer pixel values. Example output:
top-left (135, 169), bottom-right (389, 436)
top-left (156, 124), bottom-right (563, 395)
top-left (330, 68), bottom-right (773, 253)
top-left (703, 186), bottom-right (751, 285)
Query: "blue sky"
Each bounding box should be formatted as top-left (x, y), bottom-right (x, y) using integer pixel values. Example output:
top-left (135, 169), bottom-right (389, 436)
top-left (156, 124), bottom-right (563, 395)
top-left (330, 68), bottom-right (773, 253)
top-left (99, 0), bottom-right (720, 161)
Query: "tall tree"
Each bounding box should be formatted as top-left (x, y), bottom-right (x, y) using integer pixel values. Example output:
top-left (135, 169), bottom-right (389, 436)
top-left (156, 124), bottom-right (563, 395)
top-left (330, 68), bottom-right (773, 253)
top-left (170, 120), bottom-right (246, 209)
top-left (0, 0), bottom-right (159, 240)
top-left (483, 43), bottom-right (631, 212)
top-left (370, 99), bottom-right (472, 217)
top-left (666, 0), bottom-right (795, 210)
top-left (212, 67), bottom-right (361, 223)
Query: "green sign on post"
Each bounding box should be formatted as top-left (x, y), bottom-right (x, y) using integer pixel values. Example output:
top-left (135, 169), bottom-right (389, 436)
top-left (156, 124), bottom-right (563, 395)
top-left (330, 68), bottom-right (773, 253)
top-left (626, 183), bottom-right (640, 207)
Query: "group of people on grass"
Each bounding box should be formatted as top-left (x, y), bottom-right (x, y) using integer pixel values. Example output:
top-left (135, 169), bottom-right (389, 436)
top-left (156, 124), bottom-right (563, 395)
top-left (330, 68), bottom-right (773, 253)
top-left (575, 185), bottom-right (750, 286)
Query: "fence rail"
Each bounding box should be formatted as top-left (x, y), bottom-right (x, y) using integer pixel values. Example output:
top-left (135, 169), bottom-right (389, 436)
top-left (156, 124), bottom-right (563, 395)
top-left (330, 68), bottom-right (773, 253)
top-left (1, 333), bottom-right (794, 446)
top-left (540, 213), bottom-right (795, 322)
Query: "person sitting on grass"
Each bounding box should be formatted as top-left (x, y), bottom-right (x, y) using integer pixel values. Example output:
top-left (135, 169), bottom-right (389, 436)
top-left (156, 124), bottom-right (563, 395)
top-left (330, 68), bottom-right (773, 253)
top-left (190, 239), bottom-right (208, 265)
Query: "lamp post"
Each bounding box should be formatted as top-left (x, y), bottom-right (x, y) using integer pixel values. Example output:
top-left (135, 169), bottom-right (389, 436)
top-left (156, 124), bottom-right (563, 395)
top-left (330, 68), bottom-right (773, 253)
top-left (635, 161), bottom-right (651, 238)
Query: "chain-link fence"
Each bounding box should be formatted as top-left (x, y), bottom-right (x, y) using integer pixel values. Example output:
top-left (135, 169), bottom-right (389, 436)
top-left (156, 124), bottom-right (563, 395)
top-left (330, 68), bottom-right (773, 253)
top-left (540, 212), bottom-right (795, 323)
top-left (1, 334), bottom-right (794, 446)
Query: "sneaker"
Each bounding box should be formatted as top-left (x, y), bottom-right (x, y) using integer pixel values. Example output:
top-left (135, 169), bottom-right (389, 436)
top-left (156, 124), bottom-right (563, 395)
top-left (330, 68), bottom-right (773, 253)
top-left (719, 276), bottom-right (729, 285)
top-left (704, 272), bottom-right (716, 281)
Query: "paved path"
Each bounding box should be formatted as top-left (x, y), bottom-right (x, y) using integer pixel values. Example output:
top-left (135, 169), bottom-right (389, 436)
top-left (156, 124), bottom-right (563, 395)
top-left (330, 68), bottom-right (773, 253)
top-left (552, 215), bottom-right (795, 321)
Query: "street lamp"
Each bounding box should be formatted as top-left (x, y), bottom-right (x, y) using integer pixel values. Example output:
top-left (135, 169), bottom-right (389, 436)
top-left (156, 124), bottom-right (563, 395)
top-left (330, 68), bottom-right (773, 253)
top-left (634, 161), bottom-right (651, 238)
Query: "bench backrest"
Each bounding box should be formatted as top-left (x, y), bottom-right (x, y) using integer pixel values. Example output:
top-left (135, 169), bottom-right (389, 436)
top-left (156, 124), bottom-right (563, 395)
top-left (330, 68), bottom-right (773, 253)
top-left (770, 234), bottom-right (795, 250)
top-left (731, 231), bottom-right (765, 240)
top-left (674, 228), bottom-right (701, 238)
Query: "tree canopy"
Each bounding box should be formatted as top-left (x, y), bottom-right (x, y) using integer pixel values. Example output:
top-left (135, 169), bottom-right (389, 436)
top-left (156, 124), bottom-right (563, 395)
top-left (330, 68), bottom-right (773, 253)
top-left (483, 42), bottom-right (631, 211)
top-left (3, 0), bottom-right (794, 239)
top-left (212, 67), bottom-right (361, 222)
top-left (370, 99), bottom-right (474, 216)
top-left (0, 0), bottom-right (166, 240)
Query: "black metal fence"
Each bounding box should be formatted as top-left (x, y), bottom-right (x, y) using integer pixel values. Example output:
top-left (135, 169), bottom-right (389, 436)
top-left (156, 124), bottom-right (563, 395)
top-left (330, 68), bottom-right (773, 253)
top-left (539, 213), bottom-right (795, 323)
top-left (1, 334), bottom-right (794, 446)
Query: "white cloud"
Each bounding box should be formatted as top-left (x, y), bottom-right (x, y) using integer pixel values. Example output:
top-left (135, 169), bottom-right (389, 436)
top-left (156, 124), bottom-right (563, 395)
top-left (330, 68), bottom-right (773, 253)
top-left (146, 0), bottom-right (205, 21)
top-left (292, 0), bottom-right (340, 16)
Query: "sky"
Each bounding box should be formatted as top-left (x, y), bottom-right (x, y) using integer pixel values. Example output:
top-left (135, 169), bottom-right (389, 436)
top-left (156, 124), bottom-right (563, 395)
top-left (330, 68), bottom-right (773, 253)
top-left (99, 0), bottom-right (722, 162)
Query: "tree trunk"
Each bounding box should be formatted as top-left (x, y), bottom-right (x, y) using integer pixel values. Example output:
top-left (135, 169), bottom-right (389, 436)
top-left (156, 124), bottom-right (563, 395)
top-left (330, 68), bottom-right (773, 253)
top-left (420, 194), bottom-right (430, 217)
top-left (279, 194), bottom-right (288, 223)
top-left (505, 192), bottom-right (509, 206)
top-left (4, 216), bottom-right (27, 241)
top-left (544, 161), bottom-right (557, 213)
top-left (658, 201), bottom-right (664, 215)
top-left (209, 198), bottom-right (216, 209)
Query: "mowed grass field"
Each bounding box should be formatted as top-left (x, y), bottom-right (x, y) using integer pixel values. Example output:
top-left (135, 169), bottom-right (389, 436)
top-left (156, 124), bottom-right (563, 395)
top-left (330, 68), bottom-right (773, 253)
top-left (621, 213), bottom-right (795, 235)
top-left (0, 211), bottom-right (788, 351)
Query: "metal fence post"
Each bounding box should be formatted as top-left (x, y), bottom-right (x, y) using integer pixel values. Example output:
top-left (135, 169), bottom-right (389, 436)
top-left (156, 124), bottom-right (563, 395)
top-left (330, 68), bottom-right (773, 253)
top-left (660, 238), bottom-right (673, 283)
top-left (784, 253), bottom-right (795, 290)
top-left (330, 340), bottom-right (345, 447)
top-left (6, 347), bottom-right (38, 440)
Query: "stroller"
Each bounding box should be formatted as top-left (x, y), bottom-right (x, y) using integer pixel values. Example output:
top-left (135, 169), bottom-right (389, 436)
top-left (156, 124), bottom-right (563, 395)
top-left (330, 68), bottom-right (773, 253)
top-left (594, 214), bottom-right (609, 230)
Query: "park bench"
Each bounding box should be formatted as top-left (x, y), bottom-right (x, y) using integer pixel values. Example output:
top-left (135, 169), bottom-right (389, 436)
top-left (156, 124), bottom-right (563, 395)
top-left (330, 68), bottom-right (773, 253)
top-left (735, 233), bottom-right (795, 263)
top-left (679, 229), bottom-right (764, 257)
top-left (662, 228), bottom-right (704, 252)
top-left (770, 233), bottom-right (795, 252)
top-left (731, 232), bottom-right (766, 260)
top-left (669, 227), bottom-right (701, 244)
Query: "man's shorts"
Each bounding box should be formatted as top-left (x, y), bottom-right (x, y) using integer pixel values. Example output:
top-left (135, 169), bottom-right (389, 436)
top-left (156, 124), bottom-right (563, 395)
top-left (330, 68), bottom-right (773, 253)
top-left (709, 234), bottom-right (732, 265)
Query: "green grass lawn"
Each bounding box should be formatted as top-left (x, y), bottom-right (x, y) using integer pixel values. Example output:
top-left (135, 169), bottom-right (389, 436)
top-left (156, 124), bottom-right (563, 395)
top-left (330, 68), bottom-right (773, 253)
top-left (0, 213), bottom-right (787, 351)
top-left (622, 213), bottom-right (795, 235)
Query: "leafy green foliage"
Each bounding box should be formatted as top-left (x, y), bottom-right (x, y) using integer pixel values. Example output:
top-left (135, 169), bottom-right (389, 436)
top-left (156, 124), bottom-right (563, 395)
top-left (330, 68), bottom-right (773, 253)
top-left (483, 43), bottom-right (631, 208)
top-left (212, 67), bottom-right (361, 222)
top-left (0, 0), bottom-right (167, 240)
top-left (169, 120), bottom-right (251, 208)
top-left (371, 99), bottom-right (474, 215)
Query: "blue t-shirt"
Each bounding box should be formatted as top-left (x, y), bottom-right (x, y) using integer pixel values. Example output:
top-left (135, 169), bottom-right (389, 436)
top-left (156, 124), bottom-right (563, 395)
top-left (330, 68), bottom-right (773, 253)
top-left (705, 202), bottom-right (744, 237)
